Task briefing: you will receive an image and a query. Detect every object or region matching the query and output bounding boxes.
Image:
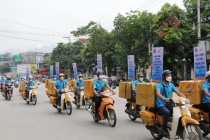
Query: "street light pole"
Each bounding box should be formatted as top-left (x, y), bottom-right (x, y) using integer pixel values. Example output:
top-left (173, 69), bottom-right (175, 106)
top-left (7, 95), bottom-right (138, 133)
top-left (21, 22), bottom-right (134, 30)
top-left (197, 0), bottom-right (201, 41)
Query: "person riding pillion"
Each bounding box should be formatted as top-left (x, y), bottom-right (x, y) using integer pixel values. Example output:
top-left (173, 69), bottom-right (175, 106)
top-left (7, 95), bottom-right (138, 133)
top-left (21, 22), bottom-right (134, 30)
top-left (75, 74), bottom-right (84, 102)
top-left (202, 71), bottom-right (210, 129)
top-left (54, 73), bottom-right (72, 109)
top-left (93, 70), bottom-right (115, 119)
top-left (125, 73), bottom-right (145, 112)
top-left (26, 75), bottom-right (35, 100)
top-left (156, 70), bottom-right (185, 137)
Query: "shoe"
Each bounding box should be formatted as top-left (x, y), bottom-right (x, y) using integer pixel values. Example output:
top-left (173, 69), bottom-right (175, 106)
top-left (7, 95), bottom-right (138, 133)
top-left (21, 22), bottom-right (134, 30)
top-left (161, 129), bottom-right (169, 138)
top-left (95, 114), bottom-right (100, 120)
top-left (57, 105), bottom-right (61, 109)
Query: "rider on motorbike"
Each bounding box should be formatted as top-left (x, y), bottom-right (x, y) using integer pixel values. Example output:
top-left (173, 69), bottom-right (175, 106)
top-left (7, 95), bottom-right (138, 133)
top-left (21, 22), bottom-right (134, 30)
top-left (54, 73), bottom-right (71, 109)
top-left (125, 73), bottom-right (145, 112)
top-left (93, 70), bottom-right (115, 120)
top-left (156, 70), bottom-right (185, 137)
top-left (202, 71), bottom-right (210, 129)
top-left (1, 76), bottom-right (6, 83)
top-left (75, 74), bottom-right (84, 103)
top-left (26, 75), bottom-right (35, 100)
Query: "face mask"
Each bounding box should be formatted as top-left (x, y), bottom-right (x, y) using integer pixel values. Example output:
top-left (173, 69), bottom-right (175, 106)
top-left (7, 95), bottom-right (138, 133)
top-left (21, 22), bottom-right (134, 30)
top-left (166, 76), bottom-right (172, 82)
top-left (60, 77), bottom-right (64, 80)
top-left (30, 80), bottom-right (32, 82)
top-left (54, 78), bottom-right (56, 80)
top-left (139, 78), bottom-right (143, 81)
top-left (99, 75), bottom-right (103, 79)
top-left (79, 78), bottom-right (83, 80)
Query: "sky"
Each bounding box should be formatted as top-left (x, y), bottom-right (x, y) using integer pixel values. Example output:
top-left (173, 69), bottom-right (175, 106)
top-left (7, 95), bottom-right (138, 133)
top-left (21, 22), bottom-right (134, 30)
top-left (0, 0), bottom-right (185, 54)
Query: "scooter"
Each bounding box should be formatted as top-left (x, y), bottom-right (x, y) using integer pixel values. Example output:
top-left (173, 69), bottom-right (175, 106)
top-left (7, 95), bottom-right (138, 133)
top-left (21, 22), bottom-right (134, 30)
top-left (14, 81), bottom-right (19, 88)
top-left (50, 88), bottom-right (72, 115)
top-left (87, 91), bottom-right (117, 127)
top-left (3, 83), bottom-right (13, 101)
top-left (125, 100), bottom-right (142, 121)
top-left (141, 97), bottom-right (203, 140)
top-left (73, 87), bottom-right (90, 109)
top-left (189, 105), bottom-right (210, 137)
top-left (23, 86), bottom-right (37, 105)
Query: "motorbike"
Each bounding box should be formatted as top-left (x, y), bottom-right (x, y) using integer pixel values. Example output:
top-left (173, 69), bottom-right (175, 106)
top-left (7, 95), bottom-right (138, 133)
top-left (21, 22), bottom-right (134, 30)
top-left (141, 97), bottom-right (203, 140)
top-left (3, 83), bottom-right (13, 100)
top-left (108, 80), bottom-right (116, 89)
top-left (73, 87), bottom-right (90, 109)
top-left (189, 105), bottom-right (210, 137)
top-left (23, 86), bottom-right (37, 105)
top-left (50, 88), bottom-right (72, 115)
top-left (14, 81), bottom-right (19, 88)
top-left (87, 91), bottom-right (117, 127)
top-left (125, 100), bottom-right (142, 121)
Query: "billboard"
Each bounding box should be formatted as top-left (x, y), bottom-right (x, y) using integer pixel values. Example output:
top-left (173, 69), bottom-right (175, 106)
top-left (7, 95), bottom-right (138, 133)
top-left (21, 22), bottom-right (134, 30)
top-left (30, 64), bottom-right (37, 73)
top-left (17, 64), bottom-right (30, 74)
top-left (13, 55), bottom-right (22, 63)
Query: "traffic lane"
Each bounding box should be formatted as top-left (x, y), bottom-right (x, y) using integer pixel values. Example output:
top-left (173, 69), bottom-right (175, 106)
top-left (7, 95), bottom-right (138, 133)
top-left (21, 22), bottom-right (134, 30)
top-left (0, 84), bottom-right (209, 140)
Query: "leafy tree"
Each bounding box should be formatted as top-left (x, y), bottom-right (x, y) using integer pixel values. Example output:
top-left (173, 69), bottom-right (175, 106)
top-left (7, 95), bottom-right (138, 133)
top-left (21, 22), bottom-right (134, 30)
top-left (184, 0), bottom-right (210, 37)
top-left (71, 21), bottom-right (116, 76)
top-left (113, 11), bottom-right (155, 71)
top-left (151, 3), bottom-right (196, 70)
top-left (0, 64), bottom-right (10, 74)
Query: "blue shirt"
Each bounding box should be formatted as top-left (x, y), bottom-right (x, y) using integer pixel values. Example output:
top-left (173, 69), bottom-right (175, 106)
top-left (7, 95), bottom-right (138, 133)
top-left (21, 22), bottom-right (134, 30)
top-left (93, 79), bottom-right (108, 93)
top-left (55, 80), bottom-right (68, 90)
top-left (76, 80), bottom-right (84, 88)
top-left (156, 82), bottom-right (177, 108)
top-left (202, 81), bottom-right (210, 103)
top-left (1, 79), bottom-right (6, 83)
top-left (132, 80), bottom-right (145, 96)
top-left (26, 81), bottom-right (35, 91)
top-left (6, 80), bottom-right (13, 84)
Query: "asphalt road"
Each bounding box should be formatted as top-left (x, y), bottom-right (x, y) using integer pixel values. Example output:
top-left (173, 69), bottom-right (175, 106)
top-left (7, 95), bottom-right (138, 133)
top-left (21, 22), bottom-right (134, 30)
top-left (0, 84), bottom-right (209, 140)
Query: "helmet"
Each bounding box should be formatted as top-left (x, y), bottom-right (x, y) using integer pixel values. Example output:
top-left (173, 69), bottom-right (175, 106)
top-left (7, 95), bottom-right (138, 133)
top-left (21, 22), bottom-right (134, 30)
top-left (96, 69), bottom-right (103, 76)
top-left (78, 74), bottom-right (83, 77)
top-left (59, 73), bottom-right (64, 77)
top-left (162, 70), bottom-right (172, 79)
top-left (29, 75), bottom-right (33, 79)
top-left (137, 73), bottom-right (143, 77)
top-left (22, 76), bottom-right (26, 80)
top-left (205, 71), bottom-right (210, 78)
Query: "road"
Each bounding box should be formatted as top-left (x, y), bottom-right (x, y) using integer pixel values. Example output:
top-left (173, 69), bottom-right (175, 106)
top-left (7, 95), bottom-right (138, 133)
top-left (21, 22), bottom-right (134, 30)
top-left (0, 83), bottom-right (209, 140)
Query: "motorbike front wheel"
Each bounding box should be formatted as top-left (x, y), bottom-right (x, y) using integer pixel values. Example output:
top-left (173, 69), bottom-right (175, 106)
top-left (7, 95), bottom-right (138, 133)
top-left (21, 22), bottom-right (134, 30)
top-left (107, 109), bottom-right (117, 127)
top-left (85, 98), bottom-right (91, 110)
top-left (66, 102), bottom-right (72, 115)
top-left (182, 124), bottom-right (203, 140)
top-left (7, 92), bottom-right (11, 101)
top-left (32, 95), bottom-right (37, 105)
top-left (128, 105), bottom-right (138, 121)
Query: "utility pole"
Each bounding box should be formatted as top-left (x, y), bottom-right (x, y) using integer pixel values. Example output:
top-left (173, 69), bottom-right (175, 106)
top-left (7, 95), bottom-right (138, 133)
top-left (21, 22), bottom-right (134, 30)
top-left (197, 0), bottom-right (201, 41)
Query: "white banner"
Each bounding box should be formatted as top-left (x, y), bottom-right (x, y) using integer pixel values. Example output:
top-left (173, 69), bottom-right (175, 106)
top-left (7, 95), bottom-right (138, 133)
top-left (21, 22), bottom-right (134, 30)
top-left (17, 64), bottom-right (30, 74)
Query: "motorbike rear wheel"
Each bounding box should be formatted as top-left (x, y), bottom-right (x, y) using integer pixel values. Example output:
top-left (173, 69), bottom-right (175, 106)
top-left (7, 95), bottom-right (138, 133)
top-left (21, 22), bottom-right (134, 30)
top-left (32, 95), bottom-right (37, 105)
top-left (107, 109), bottom-right (117, 127)
top-left (150, 123), bottom-right (163, 140)
top-left (182, 124), bottom-right (203, 140)
top-left (66, 102), bottom-right (72, 115)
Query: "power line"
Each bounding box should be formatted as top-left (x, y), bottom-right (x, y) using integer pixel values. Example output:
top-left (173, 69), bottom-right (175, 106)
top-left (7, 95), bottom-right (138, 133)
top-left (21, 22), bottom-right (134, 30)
top-left (141, 0), bottom-right (163, 11)
top-left (0, 17), bottom-right (68, 36)
top-left (0, 29), bottom-right (63, 37)
top-left (0, 34), bottom-right (60, 43)
top-left (136, 0), bottom-right (155, 10)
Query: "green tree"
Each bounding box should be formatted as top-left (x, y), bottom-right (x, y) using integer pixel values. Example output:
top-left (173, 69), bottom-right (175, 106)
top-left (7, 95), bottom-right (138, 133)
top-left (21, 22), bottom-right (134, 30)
top-left (0, 64), bottom-right (10, 74)
top-left (152, 3), bottom-right (196, 70)
top-left (113, 11), bottom-right (155, 71)
top-left (71, 21), bottom-right (116, 76)
top-left (184, 0), bottom-right (210, 37)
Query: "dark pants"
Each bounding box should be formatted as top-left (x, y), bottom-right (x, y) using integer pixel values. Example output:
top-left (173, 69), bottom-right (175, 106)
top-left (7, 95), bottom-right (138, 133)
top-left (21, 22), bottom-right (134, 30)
top-left (157, 106), bottom-right (172, 130)
top-left (26, 90), bottom-right (29, 98)
top-left (57, 93), bottom-right (61, 106)
top-left (93, 96), bottom-right (102, 114)
top-left (202, 103), bottom-right (210, 125)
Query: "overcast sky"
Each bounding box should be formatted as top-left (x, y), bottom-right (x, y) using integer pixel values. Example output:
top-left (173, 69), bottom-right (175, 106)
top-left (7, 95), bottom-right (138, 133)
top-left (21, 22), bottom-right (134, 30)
top-left (0, 0), bottom-right (185, 54)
